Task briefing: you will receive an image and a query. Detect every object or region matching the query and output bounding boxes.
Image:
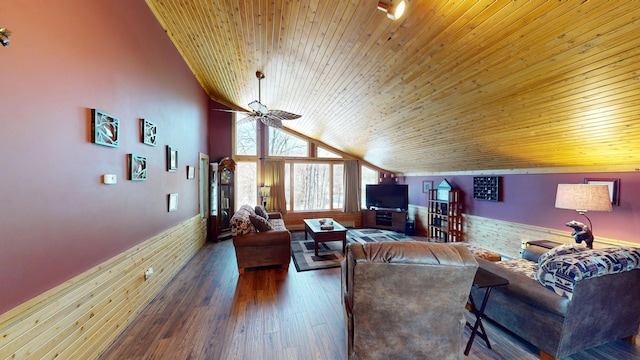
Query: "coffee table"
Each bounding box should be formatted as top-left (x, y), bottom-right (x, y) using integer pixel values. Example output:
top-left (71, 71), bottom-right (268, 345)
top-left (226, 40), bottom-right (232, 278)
top-left (303, 219), bottom-right (348, 256)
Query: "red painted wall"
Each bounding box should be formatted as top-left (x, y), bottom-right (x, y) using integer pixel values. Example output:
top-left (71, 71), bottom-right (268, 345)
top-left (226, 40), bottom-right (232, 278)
top-left (407, 172), bottom-right (640, 244)
top-left (0, 1), bottom-right (209, 314)
top-left (208, 100), bottom-right (234, 162)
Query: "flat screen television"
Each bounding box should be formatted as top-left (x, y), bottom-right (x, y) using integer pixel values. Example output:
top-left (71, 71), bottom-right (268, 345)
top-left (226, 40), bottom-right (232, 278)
top-left (365, 184), bottom-right (409, 211)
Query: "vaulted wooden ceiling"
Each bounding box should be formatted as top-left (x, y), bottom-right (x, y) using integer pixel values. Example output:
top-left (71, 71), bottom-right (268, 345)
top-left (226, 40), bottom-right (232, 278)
top-left (146, 0), bottom-right (640, 175)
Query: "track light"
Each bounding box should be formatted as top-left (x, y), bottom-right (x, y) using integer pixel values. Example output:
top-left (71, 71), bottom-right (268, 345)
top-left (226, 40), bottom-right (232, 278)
top-left (377, 1), bottom-right (406, 20)
top-left (0, 28), bottom-right (11, 47)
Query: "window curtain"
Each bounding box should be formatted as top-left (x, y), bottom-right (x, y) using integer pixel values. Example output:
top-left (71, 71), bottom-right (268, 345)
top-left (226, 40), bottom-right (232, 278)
top-left (343, 160), bottom-right (361, 212)
top-left (264, 159), bottom-right (286, 213)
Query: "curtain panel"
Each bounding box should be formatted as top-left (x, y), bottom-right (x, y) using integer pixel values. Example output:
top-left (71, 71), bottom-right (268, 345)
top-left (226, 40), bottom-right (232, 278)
top-left (343, 160), bottom-right (361, 212)
top-left (264, 159), bottom-right (286, 213)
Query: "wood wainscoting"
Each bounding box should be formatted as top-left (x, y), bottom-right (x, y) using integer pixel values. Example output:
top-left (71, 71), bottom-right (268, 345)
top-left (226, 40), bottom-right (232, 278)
top-left (408, 204), bottom-right (635, 259)
top-left (0, 216), bottom-right (206, 359)
top-left (282, 211), bottom-right (363, 232)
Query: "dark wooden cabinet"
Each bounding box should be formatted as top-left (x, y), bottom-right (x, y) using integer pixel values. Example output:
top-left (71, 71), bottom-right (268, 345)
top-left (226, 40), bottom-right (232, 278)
top-left (218, 157), bottom-right (235, 233)
top-left (363, 209), bottom-right (407, 232)
top-left (427, 189), bottom-right (462, 242)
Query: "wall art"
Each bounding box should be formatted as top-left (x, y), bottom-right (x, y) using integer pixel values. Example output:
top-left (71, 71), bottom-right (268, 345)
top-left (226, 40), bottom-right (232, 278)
top-left (141, 119), bottom-right (157, 146)
top-left (422, 180), bottom-right (433, 193)
top-left (168, 193), bottom-right (178, 212)
top-left (473, 176), bottom-right (500, 201)
top-left (129, 154), bottom-right (147, 181)
top-left (91, 109), bottom-right (119, 147)
top-left (167, 145), bottom-right (178, 172)
top-left (584, 178), bottom-right (620, 206)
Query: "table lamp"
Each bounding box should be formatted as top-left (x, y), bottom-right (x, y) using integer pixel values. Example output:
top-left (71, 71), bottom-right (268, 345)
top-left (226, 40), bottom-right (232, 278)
top-left (554, 184), bottom-right (612, 248)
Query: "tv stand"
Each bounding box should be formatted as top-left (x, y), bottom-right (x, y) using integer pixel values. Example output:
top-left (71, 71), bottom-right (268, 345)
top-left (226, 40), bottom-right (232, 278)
top-left (363, 209), bottom-right (407, 232)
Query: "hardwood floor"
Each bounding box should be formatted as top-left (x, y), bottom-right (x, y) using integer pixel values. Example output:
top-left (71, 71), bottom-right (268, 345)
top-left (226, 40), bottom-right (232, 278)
top-left (98, 238), bottom-right (640, 360)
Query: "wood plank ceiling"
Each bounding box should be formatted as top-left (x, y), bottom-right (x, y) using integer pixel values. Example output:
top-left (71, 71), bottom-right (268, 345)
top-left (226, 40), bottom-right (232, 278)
top-left (145, 0), bottom-right (640, 175)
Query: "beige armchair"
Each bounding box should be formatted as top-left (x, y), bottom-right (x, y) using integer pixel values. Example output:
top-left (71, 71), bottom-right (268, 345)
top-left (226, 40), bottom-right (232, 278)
top-left (342, 241), bottom-right (478, 360)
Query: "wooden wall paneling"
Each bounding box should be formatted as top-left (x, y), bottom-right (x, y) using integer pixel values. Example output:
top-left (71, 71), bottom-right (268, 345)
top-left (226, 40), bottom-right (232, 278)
top-left (462, 214), bottom-right (637, 259)
top-left (282, 211), bottom-right (362, 232)
top-left (0, 216), bottom-right (206, 360)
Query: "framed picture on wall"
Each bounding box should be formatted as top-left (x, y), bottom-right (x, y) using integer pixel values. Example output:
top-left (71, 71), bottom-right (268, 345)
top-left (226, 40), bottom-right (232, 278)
top-left (167, 145), bottom-right (178, 172)
top-left (422, 180), bottom-right (433, 193)
top-left (168, 193), bottom-right (178, 212)
top-left (584, 178), bottom-right (620, 206)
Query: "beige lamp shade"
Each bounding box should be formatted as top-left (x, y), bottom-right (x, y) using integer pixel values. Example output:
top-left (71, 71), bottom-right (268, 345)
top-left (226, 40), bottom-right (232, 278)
top-left (260, 186), bottom-right (271, 197)
top-left (555, 184), bottom-right (612, 212)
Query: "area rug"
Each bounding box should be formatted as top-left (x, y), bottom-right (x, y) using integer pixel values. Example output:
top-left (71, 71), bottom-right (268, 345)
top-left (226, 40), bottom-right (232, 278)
top-left (291, 228), bottom-right (414, 272)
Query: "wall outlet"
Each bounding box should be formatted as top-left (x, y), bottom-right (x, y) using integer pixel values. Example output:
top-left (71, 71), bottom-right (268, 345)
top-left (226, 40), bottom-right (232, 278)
top-left (144, 267), bottom-right (154, 281)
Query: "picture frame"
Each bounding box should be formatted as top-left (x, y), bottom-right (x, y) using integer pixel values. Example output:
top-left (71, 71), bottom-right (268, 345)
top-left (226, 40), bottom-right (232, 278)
top-left (168, 193), bottom-right (178, 212)
top-left (141, 119), bottom-right (157, 146)
top-left (167, 145), bottom-right (178, 172)
top-left (187, 165), bottom-right (195, 179)
top-left (128, 154), bottom-right (147, 181)
top-left (91, 109), bottom-right (119, 147)
top-left (422, 180), bottom-right (433, 193)
top-left (584, 178), bottom-right (620, 206)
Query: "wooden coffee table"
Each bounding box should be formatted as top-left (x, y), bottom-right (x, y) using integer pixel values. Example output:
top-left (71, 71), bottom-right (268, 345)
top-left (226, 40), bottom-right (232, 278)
top-left (303, 219), bottom-right (348, 256)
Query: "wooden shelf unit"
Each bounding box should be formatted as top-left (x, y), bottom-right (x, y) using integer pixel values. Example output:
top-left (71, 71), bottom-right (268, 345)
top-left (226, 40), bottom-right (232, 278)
top-left (427, 189), bottom-right (463, 242)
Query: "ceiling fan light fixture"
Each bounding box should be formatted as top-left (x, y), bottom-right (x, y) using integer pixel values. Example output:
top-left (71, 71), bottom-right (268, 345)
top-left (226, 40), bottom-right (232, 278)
top-left (377, 0), bottom-right (406, 20)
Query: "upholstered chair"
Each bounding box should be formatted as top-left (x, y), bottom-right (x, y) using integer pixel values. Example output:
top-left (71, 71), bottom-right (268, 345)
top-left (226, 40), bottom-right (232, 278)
top-left (341, 241), bottom-right (478, 360)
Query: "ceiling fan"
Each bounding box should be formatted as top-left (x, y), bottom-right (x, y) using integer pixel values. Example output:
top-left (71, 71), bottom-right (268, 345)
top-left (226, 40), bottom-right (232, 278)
top-left (231, 71), bottom-right (301, 129)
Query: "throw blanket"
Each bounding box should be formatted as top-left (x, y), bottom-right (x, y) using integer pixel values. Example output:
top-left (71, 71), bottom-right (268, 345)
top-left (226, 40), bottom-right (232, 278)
top-left (536, 246), bottom-right (640, 299)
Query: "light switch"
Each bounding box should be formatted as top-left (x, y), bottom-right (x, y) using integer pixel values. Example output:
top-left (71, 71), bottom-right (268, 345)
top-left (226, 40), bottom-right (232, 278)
top-left (103, 174), bottom-right (117, 185)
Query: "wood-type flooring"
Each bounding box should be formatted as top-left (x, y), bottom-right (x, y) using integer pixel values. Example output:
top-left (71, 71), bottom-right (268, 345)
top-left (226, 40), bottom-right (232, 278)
top-left (98, 239), bottom-right (640, 360)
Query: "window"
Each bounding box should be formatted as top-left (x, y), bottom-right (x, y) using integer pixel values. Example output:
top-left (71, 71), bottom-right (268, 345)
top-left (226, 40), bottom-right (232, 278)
top-left (291, 163), bottom-right (330, 211)
top-left (235, 116), bottom-right (257, 156)
top-left (283, 162), bottom-right (343, 211)
top-left (333, 164), bottom-right (344, 209)
top-left (235, 161), bottom-right (257, 211)
top-left (269, 127), bottom-right (308, 157)
top-left (361, 165), bottom-right (379, 209)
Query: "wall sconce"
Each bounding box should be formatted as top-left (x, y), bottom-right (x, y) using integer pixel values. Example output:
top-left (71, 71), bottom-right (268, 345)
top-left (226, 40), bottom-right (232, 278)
top-left (260, 186), bottom-right (271, 208)
top-left (555, 183), bottom-right (612, 248)
top-left (377, 1), bottom-right (406, 20)
top-left (0, 28), bottom-right (11, 47)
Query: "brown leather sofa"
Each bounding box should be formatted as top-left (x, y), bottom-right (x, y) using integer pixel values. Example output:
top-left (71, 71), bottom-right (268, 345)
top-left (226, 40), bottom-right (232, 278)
top-left (230, 205), bottom-right (291, 274)
top-left (341, 241), bottom-right (478, 360)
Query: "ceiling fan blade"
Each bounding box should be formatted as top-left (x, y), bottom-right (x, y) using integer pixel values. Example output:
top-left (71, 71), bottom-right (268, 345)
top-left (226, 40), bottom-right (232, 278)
top-left (267, 109), bottom-right (302, 121)
top-left (236, 115), bottom-right (258, 126)
top-left (260, 115), bottom-right (283, 128)
top-left (212, 108), bottom-right (247, 114)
